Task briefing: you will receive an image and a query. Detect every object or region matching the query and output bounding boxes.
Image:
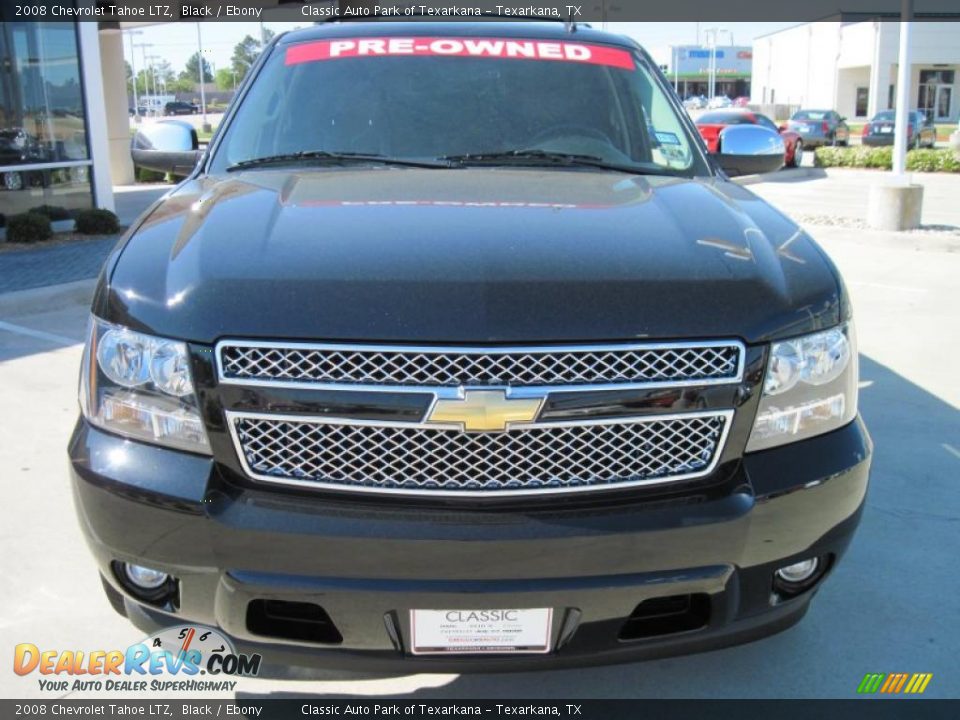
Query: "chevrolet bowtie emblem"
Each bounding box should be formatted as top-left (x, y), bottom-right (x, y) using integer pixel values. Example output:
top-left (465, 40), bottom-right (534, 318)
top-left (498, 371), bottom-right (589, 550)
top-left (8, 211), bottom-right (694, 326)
top-left (426, 390), bottom-right (543, 432)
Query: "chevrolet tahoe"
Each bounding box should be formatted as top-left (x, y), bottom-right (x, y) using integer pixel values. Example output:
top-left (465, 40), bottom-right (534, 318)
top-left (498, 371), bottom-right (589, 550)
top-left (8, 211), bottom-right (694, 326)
top-left (69, 21), bottom-right (872, 670)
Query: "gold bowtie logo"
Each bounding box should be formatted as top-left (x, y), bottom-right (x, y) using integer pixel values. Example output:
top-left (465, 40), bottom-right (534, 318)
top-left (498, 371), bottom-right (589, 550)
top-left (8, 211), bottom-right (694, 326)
top-left (426, 390), bottom-right (543, 432)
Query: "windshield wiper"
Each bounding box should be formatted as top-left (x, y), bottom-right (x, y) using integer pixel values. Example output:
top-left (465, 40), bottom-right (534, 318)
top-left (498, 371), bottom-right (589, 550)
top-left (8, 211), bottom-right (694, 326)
top-left (439, 149), bottom-right (677, 175)
top-left (226, 150), bottom-right (451, 172)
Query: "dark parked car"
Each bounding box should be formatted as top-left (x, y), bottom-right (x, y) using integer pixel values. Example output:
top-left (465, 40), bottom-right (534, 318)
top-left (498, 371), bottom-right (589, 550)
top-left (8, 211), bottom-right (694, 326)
top-left (164, 100), bottom-right (199, 116)
top-left (786, 109), bottom-right (849, 147)
top-left (696, 109), bottom-right (803, 167)
top-left (0, 128), bottom-right (49, 191)
top-left (71, 21), bottom-right (870, 671)
top-left (862, 109), bottom-right (937, 148)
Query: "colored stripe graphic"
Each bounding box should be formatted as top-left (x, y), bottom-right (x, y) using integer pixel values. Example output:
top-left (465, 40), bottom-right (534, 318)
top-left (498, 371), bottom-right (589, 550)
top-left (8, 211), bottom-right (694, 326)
top-left (858, 672), bottom-right (932, 694)
top-left (858, 673), bottom-right (886, 694)
top-left (906, 674), bottom-right (933, 694)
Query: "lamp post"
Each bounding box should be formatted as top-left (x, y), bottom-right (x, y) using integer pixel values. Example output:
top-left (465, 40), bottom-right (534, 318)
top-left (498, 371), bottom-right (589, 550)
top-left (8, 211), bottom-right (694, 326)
top-left (673, 46), bottom-right (678, 94)
top-left (134, 42), bottom-right (153, 114)
top-left (704, 28), bottom-right (732, 101)
top-left (146, 55), bottom-right (162, 109)
top-left (867, 0), bottom-right (923, 230)
top-left (891, 23), bottom-right (913, 176)
top-left (196, 23), bottom-right (210, 133)
top-left (126, 30), bottom-right (142, 122)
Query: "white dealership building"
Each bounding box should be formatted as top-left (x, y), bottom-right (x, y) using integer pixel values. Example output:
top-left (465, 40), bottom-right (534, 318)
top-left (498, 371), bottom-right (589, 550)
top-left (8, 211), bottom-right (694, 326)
top-left (751, 21), bottom-right (959, 122)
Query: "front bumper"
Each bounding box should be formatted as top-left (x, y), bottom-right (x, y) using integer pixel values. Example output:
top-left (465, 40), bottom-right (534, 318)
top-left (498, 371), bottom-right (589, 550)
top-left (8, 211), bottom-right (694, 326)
top-left (69, 416), bottom-right (871, 671)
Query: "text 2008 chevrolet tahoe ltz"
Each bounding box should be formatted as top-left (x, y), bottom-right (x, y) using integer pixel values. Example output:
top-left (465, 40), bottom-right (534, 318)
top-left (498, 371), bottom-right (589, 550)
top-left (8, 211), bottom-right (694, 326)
top-left (69, 21), bottom-right (871, 671)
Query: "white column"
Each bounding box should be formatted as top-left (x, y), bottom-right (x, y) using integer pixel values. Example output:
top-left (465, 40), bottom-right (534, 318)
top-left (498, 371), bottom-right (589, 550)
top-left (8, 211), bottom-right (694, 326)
top-left (77, 20), bottom-right (115, 212)
top-left (99, 28), bottom-right (136, 185)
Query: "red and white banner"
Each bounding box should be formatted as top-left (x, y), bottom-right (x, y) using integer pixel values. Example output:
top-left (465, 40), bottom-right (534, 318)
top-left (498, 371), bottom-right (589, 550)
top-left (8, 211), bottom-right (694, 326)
top-left (285, 37), bottom-right (635, 70)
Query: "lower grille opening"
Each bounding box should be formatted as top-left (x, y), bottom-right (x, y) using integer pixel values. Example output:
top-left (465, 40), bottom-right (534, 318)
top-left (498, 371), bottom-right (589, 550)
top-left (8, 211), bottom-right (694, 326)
top-left (618, 593), bottom-right (710, 641)
top-left (247, 599), bottom-right (343, 645)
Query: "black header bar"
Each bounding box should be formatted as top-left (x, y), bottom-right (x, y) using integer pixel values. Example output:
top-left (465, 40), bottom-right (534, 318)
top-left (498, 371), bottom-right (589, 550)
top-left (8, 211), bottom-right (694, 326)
top-left (5, 0), bottom-right (960, 24)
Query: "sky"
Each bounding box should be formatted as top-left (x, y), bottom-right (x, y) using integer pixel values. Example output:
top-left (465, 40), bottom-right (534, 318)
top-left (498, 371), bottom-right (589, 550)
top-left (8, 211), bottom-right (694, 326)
top-left (127, 21), bottom-right (797, 78)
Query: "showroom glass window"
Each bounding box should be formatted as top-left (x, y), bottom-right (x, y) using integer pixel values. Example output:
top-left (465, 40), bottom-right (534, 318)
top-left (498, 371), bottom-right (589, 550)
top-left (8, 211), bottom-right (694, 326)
top-left (0, 13), bottom-right (93, 219)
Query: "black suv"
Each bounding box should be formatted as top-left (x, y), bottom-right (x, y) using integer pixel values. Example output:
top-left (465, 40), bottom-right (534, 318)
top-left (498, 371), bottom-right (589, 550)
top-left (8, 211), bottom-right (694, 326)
top-left (71, 22), bottom-right (871, 670)
top-left (164, 100), bottom-right (199, 116)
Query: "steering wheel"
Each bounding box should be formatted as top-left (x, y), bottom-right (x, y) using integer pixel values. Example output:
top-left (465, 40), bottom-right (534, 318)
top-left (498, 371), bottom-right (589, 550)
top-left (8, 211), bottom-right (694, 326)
top-left (527, 123), bottom-right (614, 148)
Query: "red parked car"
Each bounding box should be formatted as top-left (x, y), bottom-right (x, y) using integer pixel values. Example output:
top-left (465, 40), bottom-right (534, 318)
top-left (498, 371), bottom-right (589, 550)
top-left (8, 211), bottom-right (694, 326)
top-left (696, 109), bottom-right (804, 168)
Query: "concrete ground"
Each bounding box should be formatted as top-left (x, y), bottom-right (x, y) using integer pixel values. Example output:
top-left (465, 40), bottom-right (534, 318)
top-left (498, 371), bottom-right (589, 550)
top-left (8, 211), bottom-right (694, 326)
top-left (747, 168), bottom-right (960, 228)
top-left (0, 171), bottom-right (958, 700)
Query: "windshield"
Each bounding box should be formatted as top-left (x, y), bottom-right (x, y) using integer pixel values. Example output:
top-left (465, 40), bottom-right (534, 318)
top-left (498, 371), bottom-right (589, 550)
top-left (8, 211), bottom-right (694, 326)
top-left (209, 35), bottom-right (707, 176)
top-left (872, 110), bottom-right (920, 123)
top-left (696, 110), bottom-right (754, 125)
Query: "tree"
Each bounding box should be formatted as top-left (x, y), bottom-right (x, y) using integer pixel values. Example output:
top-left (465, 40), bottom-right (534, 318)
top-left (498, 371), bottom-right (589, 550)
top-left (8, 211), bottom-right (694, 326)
top-left (133, 68), bottom-right (152, 95)
top-left (214, 67), bottom-right (234, 92)
top-left (230, 30), bottom-right (275, 85)
top-left (182, 52), bottom-right (214, 84)
top-left (153, 59), bottom-right (176, 85)
top-left (170, 77), bottom-right (196, 94)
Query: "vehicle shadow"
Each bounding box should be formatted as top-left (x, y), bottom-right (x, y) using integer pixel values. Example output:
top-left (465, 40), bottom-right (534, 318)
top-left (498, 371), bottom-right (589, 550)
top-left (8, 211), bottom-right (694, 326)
top-left (226, 355), bottom-right (959, 699)
top-left (755, 167), bottom-right (828, 185)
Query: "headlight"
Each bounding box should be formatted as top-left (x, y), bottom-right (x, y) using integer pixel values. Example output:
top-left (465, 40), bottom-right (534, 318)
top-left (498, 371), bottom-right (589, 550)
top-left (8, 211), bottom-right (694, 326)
top-left (79, 317), bottom-right (210, 454)
top-left (746, 324), bottom-right (857, 452)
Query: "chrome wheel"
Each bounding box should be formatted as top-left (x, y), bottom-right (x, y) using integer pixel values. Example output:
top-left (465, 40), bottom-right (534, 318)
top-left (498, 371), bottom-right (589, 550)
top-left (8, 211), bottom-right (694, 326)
top-left (2, 172), bottom-right (23, 191)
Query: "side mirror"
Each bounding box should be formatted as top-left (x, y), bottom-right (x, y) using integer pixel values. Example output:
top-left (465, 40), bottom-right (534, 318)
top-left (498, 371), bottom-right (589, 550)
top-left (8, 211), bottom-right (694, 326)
top-left (713, 125), bottom-right (785, 177)
top-left (778, 124), bottom-right (788, 133)
top-left (839, 116), bottom-right (847, 122)
top-left (131, 120), bottom-right (201, 175)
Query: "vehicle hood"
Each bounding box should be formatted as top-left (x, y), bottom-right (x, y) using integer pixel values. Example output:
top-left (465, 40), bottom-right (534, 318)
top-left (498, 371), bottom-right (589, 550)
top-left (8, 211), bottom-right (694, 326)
top-left (101, 168), bottom-right (843, 344)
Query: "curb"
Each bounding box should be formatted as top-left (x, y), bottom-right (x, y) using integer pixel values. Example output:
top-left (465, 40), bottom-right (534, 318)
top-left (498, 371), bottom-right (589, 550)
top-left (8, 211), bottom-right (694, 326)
top-left (0, 279), bottom-right (96, 318)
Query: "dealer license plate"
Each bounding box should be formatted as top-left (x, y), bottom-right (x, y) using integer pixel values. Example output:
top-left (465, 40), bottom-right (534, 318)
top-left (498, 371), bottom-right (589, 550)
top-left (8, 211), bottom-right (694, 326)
top-left (880, 126), bottom-right (893, 133)
top-left (410, 608), bottom-right (553, 655)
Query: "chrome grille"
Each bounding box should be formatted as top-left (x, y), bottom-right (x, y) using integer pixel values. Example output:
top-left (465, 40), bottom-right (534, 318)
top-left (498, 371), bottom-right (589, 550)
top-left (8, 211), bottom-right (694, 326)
top-left (218, 341), bottom-right (744, 388)
top-left (228, 411), bottom-right (732, 497)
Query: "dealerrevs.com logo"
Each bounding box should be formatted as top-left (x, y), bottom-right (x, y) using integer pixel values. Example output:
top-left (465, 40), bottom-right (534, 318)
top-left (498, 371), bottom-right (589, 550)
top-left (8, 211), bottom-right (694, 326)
top-left (13, 625), bottom-right (261, 693)
top-left (857, 673), bottom-right (934, 695)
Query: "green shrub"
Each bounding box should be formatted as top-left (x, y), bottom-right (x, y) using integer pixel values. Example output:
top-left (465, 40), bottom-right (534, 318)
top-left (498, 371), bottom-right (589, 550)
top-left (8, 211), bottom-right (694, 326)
top-left (74, 208), bottom-right (120, 235)
top-left (905, 148), bottom-right (960, 173)
top-left (136, 166), bottom-right (168, 183)
top-left (28, 204), bottom-right (73, 221)
top-left (815, 145), bottom-right (959, 172)
top-left (6, 212), bottom-right (53, 244)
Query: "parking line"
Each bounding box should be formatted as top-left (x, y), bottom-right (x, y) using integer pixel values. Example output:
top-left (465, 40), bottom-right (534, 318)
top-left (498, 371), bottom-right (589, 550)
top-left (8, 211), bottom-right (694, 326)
top-left (943, 443), bottom-right (960, 461)
top-left (0, 320), bottom-right (79, 346)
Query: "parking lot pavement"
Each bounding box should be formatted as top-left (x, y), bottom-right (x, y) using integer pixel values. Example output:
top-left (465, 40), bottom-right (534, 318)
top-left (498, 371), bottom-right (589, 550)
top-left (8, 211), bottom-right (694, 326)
top-left (1, 208), bottom-right (958, 699)
top-left (746, 168), bottom-right (960, 227)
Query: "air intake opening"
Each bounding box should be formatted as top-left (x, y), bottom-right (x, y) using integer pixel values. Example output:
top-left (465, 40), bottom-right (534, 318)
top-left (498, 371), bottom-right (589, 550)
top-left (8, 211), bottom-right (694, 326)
top-left (247, 599), bottom-right (343, 645)
top-left (618, 593), bottom-right (710, 641)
